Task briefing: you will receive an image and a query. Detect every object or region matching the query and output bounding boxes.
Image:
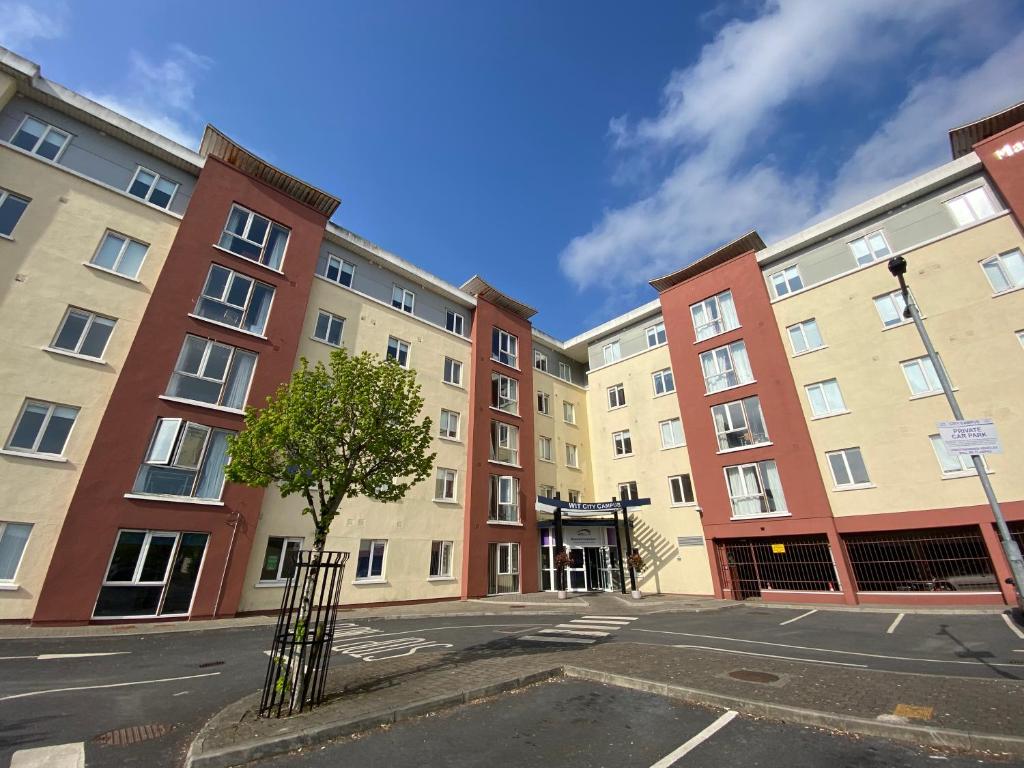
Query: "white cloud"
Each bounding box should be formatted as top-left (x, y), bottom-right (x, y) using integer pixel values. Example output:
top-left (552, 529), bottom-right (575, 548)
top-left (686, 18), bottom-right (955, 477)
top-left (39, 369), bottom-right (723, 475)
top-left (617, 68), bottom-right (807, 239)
top-left (0, 1), bottom-right (67, 50)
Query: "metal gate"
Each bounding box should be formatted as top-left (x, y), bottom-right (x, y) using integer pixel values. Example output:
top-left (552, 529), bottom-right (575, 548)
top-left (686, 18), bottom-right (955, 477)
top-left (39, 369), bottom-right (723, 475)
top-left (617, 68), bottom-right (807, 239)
top-left (717, 535), bottom-right (840, 599)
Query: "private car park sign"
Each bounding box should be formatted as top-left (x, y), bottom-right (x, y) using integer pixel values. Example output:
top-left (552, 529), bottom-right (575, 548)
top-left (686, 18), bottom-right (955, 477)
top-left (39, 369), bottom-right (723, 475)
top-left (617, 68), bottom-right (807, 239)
top-left (938, 419), bottom-right (1002, 455)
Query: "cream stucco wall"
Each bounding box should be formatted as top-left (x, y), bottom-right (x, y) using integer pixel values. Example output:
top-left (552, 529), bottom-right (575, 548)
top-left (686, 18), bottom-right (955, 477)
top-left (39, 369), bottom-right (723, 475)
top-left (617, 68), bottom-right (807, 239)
top-left (238, 278), bottom-right (472, 610)
top-left (533, 368), bottom-right (594, 503)
top-left (0, 144), bottom-right (180, 619)
top-left (773, 213), bottom-right (1024, 518)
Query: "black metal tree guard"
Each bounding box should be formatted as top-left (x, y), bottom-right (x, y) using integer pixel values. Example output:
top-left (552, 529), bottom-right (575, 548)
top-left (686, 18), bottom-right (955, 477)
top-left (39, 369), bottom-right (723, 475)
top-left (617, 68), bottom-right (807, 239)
top-left (259, 549), bottom-right (349, 718)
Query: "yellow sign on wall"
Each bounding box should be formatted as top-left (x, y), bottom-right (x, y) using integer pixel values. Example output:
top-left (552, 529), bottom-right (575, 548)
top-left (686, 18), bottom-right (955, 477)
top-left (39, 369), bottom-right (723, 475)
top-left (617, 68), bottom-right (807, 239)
top-left (771, 544), bottom-right (786, 554)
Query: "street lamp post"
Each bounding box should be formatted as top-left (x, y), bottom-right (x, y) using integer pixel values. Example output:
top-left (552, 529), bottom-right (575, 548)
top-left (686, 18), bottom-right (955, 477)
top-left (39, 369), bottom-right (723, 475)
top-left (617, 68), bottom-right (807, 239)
top-left (887, 256), bottom-right (1024, 612)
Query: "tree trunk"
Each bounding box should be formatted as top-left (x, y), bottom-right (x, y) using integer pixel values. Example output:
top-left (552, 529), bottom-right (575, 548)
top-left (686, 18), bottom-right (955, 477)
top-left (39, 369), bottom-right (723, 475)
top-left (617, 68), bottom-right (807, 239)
top-left (286, 527), bottom-right (329, 711)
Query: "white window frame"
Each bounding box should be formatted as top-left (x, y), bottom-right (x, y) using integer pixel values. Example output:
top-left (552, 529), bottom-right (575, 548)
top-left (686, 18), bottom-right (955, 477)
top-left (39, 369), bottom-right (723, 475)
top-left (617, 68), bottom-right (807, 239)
top-left (562, 401), bottom-right (576, 424)
top-left (645, 321), bottom-right (667, 348)
top-left (538, 484), bottom-right (555, 499)
top-left (386, 336), bottom-right (411, 368)
top-left (981, 249), bottom-right (1024, 294)
top-left (259, 537), bottom-right (304, 583)
top-left (135, 417), bottom-right (234, 500)
top-left (0, 521), bottom-right (32, 583)
top-left (699, 340), bottom-right (753, 393)
top-left (538, 435), bottom-right (553, 462)
top-left (723, 460), bottom-right (788, 518)
top-left (826, 447), bottom-right (872, 488)
top-left (929, 434), bottom-right (987, 476)
top-left (218, 204), bottom-right (290, 270)
top-left (492, 328), bottom-right (519, 368)
top-left (770, 265), bottom-right (803, 297)
top-left (443, 357), bottom-right (463, 386)
top-left (127, 165), bottom-right (179, 209)
top-left (495, 542), bottom-right (520, 575)
top-left (618, 481), bottom-right (638, 501)
top-left (439, 409), bottom-right (460, 440)
top-left (612, 430), bottom-right (633, 457)
top-left (668, 474), bottom-right (695, 506)
top-left (534, 350), bottom-right (548, 372)
top-left (489, 421), bottom-right (520, 466)
top-left (445, 308), bottom-right (465, 336)
top-left (537, 391), bottom-right (551, 415)
top-left (101, 530), bottom-right (180, 586)
top-left (900, 356), bottom-right (948, 397)
top-left (167, 335), bottom-right (256, 410)
top-left (567, 490), bottom-right (581, 504)
top-left (355, 539), bottom-right (388, 581)
top-left (489, 475), bottom-right (520, 522)
top-left (195, 264), bottom-right (275, 336)
top-left (491, 372), bottom-right (519, 415)
top-left (49, 306), bottom-right (116, 360)
top-left (690, 290), bottom-right (739, 341)
top-left (946, 187), bottom-right (995, 227)
top-left (711, 396), bottom-right (769, 451)
top-left (434, 467), bottom-right (458, 502)
top-left (429, 540), bottom-right (454, 578)
top-left (90, 231), bottom-right (150, 279)
top-left (10, 114), bottom-right (71, 161)
top-left (4, 399), bottom-right (78, 457)
top-left (607, 383), bottom-right (626, 409)
top-left (312, 310), bottom-right (345, 347)
top-left (392, 285), bottom-right (415, 314)
top-left (0, 187), bottom-right (30, 237)
top-left (558, 361), bottom-right (571, 382)
top-left (659, 418), bottom-right (684, 449)
top-left (848, 230), bottom-right (891, 266)
top-left (872, 289), bottom-right (914, 328)
top-left (601, 340), bottom-right (622, 365)
top-left (805, 379), bottom-right (847, 418)
top-left (652, 368), bottom-right (675, 396)
top-left (787, 318), bottom-right (824, 355)
top-left (318, 252), bottom-right (356, 287)
top-left (565, 443), bottom-right (579, 469)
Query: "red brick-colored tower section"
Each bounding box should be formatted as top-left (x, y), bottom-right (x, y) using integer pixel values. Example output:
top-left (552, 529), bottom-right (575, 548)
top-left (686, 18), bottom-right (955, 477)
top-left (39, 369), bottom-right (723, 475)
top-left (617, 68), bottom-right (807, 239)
top-left (974, 122), bottom-right (1024, 222)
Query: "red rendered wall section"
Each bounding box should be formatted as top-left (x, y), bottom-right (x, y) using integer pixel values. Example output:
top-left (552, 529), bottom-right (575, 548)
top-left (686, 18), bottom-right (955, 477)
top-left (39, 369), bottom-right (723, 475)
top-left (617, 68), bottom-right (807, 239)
top-left (974, 123), bottom-right (1024, 223)
top-left (460, 298), bottom-right (538, 598)
top-left (33, 157), bottom-right (329, 624)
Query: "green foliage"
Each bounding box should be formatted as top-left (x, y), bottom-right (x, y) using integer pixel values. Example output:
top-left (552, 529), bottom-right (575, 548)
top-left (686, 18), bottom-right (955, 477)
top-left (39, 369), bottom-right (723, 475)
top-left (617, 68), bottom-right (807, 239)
top-left (226, 348), bottom-right (436, 549)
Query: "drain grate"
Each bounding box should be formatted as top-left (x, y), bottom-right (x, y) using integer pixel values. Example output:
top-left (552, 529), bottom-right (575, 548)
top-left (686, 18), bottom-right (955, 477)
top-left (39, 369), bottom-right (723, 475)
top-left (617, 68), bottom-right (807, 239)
top-left (94, 723), bottom-right (172, 746)
top-left (727, 669), bottom-right (780, 684)
top-left (197, 660), bottom-right (225, 668)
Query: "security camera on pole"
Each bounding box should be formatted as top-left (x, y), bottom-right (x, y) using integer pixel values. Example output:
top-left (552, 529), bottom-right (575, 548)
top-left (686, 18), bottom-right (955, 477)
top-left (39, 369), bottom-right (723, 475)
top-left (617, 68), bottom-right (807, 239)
top-left (887, 255), bottom-right (1024, 612)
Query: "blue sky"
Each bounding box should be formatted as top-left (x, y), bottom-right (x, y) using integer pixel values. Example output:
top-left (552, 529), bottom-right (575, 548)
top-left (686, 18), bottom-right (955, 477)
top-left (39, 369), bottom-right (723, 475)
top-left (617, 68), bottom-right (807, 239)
top-left (4, 0), bottom-right (1024, 337)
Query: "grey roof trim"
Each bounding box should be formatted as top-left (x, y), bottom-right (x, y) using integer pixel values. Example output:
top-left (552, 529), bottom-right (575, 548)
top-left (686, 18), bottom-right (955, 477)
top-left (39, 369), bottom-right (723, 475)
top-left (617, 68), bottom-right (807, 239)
top-left (558, 298), bottom-right (663, 355)
top-left (460, 275), bottom-right (538, 320)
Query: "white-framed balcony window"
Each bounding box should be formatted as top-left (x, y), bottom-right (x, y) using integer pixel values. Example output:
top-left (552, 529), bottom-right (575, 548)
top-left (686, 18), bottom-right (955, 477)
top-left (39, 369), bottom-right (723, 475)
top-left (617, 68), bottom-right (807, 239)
top-left (435, 467), bottom-right (458, 501)
top-left (712, 396), bottom-right (768, 451)
top-left (787, 319), bottom-right (824, 355)
top-left (724, 460), bottom-right (787, 518)
top-left (690, 290), bottom-right (739, 341)
top-left (558, 361), bottom-right (571, 382)
top-left (618, 481), bottom-right (639, 501)
top-left (50, 307), bottom-right (116, 360)
top-left (699, 340), bottom-right (753, 393)
top-left (127, 166), bottom-right (178, 209)
top-left (929, 434), bottom-right (987, 476)
top-left (489, 421), bottom-right (520, 465)
top-left (534, 350), bottom-right (548, 372)
top-left (981, 249), bottom-right (1024, 293)
top-left (601, 340), bottom-right (622, 365)
top-left (770, 265), bottom-right (803, 297)
top-left (659, 418), bottom-right (685, 449)
top-left (90, 231), bottom-right (149, 279)
top-left (356, 539), bottom-right (387, 581)
top-left (607, 383), bottom-right (626, 409)
top-left (386, 336), bottom-right (410, 368)
top-left (317, 252), bottom-right (356, 287)
top-left (805, 379), bottom-right (847, 418)
top-left (646, 321), bottom-right (667, 348)
top-left (0, 521), bottom-right (32, 583)
top-left (392, 285), bottom-right (415, 314)
top-left (538, 436), bottom-right (553, 461)
top-left (492, 328), bottom-right (518, 368)
top-left (488, 475), bottom-right (520, 522)
top-left (10, 115), bottom-right (70, 161)
top-left (439, 409), bottom-right (460, 440)
top-left (0, 188), bottom-right (30, 237)
top-left (826, 447), bottom-right (871, 488)
top-left (491, 372), bottom-right (519, 414)
top-left (167, 335), bottom-right (256, 410)
top-left (445, 308), bottom-right (465, 336)
top-left (259, 537), bottom-right (303, 583)
top-left (196, 264), bottom-right (274, 335)
top-left (848, 230), bottom-right (891, 266)
top-left (901, 356), bottom-right (949, 397)
top-left (313, 310), bottom-right (345, 347)
top-left (537, 391), bottom-right (550, 415)
top-left (5, 399), bottom-right (78, 457)
top-left (946, 187), bottom-right (995, 227)
top-left (668, 474), bottom-right (695, 505)
top-left (218, 204), bottom-right (290, 271)
top-left (430, 540), bottom-right (454, 578)
top-left (443, 357), bottom-right (463, 386)
top-left (133, 418), bottom-right (234, 500)
top-left (562, 401), bottom-right (576, 424)
top-left (652, 368), bottom-right (675, 396)
top-left (612, 430), bottom-right (633, 457)
top-left (565, 443), bottom-right (579, 469)
top-left (873, 289), bottom-right (914, 328)
top-left (488, 542), bottom-right (520, 594)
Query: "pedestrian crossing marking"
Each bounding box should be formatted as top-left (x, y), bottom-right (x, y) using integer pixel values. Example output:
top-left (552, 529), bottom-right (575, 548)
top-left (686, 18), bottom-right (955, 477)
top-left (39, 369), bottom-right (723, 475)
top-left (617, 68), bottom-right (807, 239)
top-left (519, 615), bottom-right (637, 645)
top-left (10, 742), bottom-right (85, 768)
top-left (520, 635), bottom-right (595, 644)
top-left (543, 628), bottom-right (609, 637)
top-left (582, 616), bottom-right (637, 621)
top-left (563, 623), bottom-right (624, 631)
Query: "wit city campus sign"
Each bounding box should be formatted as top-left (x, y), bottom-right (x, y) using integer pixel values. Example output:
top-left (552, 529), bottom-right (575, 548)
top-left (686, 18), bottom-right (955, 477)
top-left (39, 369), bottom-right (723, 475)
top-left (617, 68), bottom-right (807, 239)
top-left (938, 418), bottom-right (1003, 455)
top-left (536, 495), bottom-right (651, 516)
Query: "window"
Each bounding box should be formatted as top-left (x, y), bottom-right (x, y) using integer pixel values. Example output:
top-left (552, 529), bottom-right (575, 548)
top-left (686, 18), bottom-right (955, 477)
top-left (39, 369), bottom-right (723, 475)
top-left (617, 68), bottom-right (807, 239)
top-left (445, 309), bottom-right (465, 336)
top-left (562, 401), bottom-right (576, 424)
top-left (826, 448), bottom-right (871, 488)
top-left (0, 188), bottom-right (29, 237)
top-left (218, 204), bottom-right (290, 270)
top-left (392, 285), bottom-right (415, 313)
top-left (435, 467), bottom-right (457, 501)
top-left (646, 321), bottom-right (667, 347)
top-left (537, 391), bottom-right (550, 415)
top-left (690, 290), bottom-right (739, 341)
top-left (50, 307), bottom-right (115, 359)
top-left (439, 409), bottom-right (460, 440)
top-left (901, 356), bottom-right (948, 397)
top-left (317, 252), bottom-right (355, 287)
top-left (127, 166), bottom-right (178, 209)
top-left (946, 187), bottom-right (995, 227)
top-left (5, 400), bottom-right (78, 457)
top-left (659, 418), bottom-right (685, 449)
top-left (534, 350), bottom-right (548, 372)
top-left (489, 421), bottom-right (519, 465)
top-left (607, 383), bottom-right (626, 409)
top-left (652, 368), bottom-right (675, 396)
top-left (601, 341), bottom-right (621, 365)
top-left (538, 435), bottom-right (553, 461)
top-left (848, 231), bottom-right (891, 266)
top-left (195, 265), bottom-right (275, 336)
top-left (259, 537), bottom-right (303, 582)
top-left (492, 328), bottom-right (518, 368)
top-left (699, 341), bottom-right (753, 393)
top-left (430, 540), bottom-right (454, 578)
top-left (539, 484), bottom-right (555, 499)
top-left (668, 474), bottom-right (695, 505)
top-left (313, 310), bottom-right (345, 346)
top-left (612, 430), bottom-right (633, 457)
top-left (618, 481), bottom-right (639, 501)
top-left (568, 490), bottom-right (581, 503)
top-left (386, 336), bottom-right (410, 368)
top-left (356, 539), bottom-right (387, 580)
top-left (491, 373), bottom-right (519, 414)
top-left (724, 460), bottom-right (787, 518)
top-left (805, 379), bottom-right (847, 418)
top-left (929, 435), bottom-right (987, 476)
top-left (0, 521), bottom-right (32, 582)
top-left (11, 116), bottom-right (70, 160)
top-left (558, 362), bottom-right (571, 382)
top-left (873, 289), bottom-right (913, 327)
top-left (565, 443), bottom-right (579, 469)
top-left (981, 249), bottom-right (1024, 293)
top-left (488, 542), bottom-right (520, 594)
top-left (443, 357), bottom-right (463, 386)
top-left (712, 396), bottom-right (768, 451)
top-left (770, 266), bottom-right (803, 297)
top-left (787, 319), bottom-right (824, 355)
top-left (133, 418), bottom-right (234, 500)
top-left (90, 232), bottom-right (149, 279)
top-left (488, 475), bottom-right (519, 522)
top-left (167, 335), bottom-right (256, 410)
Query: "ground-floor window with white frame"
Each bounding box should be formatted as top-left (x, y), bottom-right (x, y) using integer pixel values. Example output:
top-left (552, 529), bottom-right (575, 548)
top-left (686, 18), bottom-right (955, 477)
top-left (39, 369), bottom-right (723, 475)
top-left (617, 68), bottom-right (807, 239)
top-left (0, 521), bottom-right (32, 583)
top-left (488, 542), bottom-right (520, 595)
top-left (356, 539), bottom-right (387, 581)
top-left (259, 537), bottom-right (303, 583)
top-left (429, 540), bottom-right (454, 578)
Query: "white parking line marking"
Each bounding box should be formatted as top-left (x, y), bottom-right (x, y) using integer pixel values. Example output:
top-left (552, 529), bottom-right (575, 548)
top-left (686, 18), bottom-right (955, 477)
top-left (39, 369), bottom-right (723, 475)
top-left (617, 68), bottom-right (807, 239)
top-left (779, 609), bottom-right (817, 626)
top-left (886, 614), bottom-right (905, 635)
top-left (0, 652), bottom-right (130, 661)
top-left (541, 628), bottom-right (609, 637)
top-left (0, 671), bottom-right (221, 701)
top-left (520, 635), bottom-right (595, 644)
top-left (1001, 613), bottom-right (1024, 640)
top-left (674, 644), bottom-right (868, 668)
top-left (649, 710), bottom-right (737, 767)
top-left (10, 742), bottom-right (84, 768)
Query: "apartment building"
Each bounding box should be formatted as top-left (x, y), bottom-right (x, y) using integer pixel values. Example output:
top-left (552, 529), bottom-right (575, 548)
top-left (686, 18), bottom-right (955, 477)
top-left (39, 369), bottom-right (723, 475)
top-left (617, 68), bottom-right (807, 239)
top-left (0, 45), bottom-right (1021, 624)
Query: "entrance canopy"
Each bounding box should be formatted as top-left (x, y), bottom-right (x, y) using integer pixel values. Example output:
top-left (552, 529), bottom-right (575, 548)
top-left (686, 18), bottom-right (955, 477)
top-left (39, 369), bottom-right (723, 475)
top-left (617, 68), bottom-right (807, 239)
top-left (536, 495), bottom-right (651, 519)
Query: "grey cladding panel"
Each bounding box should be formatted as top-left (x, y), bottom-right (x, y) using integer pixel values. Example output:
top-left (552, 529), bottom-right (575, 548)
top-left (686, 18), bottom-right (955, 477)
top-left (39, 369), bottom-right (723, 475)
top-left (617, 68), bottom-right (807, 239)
top-left (587, 314), bottom-right (664, 370)
top-left (533, 340), bottom-right (587, 385)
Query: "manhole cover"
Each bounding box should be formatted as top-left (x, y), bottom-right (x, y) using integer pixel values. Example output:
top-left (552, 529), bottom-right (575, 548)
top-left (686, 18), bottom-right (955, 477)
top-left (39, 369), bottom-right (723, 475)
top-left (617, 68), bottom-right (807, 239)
top-left (95, 724), bottom-right (172, 746)
top-left (728, 669), bottom-right (780, 684)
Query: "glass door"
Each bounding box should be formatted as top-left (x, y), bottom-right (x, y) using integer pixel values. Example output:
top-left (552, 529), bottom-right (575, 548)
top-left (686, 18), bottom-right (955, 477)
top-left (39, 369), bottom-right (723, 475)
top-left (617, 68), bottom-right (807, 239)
top-left (567, 547), bottom-right (586, 591)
